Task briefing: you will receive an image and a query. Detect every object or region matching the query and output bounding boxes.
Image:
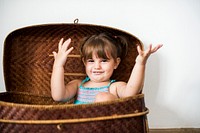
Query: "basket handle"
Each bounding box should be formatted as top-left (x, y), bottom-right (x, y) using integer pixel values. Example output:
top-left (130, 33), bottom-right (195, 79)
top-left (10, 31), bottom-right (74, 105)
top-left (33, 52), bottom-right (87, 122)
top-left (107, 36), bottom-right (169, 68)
top-left (74, 18), bottom-right (79, 24)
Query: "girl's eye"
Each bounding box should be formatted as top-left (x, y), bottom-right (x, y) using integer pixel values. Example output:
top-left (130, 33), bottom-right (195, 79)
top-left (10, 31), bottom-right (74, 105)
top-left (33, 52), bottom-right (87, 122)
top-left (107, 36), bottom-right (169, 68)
top-left (87, 59), bottom-right (94, 62)
top-left (101, 59), bottom-right (108, 62)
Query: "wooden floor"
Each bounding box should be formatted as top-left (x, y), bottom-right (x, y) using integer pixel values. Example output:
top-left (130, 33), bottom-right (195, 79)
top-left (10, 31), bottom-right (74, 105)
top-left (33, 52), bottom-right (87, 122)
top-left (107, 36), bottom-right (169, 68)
top-left (150, 128), bottom-right (200, 133)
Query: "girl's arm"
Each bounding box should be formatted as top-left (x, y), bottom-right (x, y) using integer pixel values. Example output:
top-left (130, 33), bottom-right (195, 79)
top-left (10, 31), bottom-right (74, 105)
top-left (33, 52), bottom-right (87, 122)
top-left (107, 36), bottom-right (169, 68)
top-left (51, 38), bottom-right (78, 101)
top-left (118, 44), bottom-right (163, 97)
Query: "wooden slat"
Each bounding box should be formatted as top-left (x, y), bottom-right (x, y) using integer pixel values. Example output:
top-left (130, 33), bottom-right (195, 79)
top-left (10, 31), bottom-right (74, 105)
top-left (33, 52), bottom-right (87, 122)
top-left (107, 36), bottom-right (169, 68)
top-left (49, 54), bottom-right (81, 58)
top-left (48, 73), bottom-right (86, 76)
top-left (64, 73), bottom-right (86, 76)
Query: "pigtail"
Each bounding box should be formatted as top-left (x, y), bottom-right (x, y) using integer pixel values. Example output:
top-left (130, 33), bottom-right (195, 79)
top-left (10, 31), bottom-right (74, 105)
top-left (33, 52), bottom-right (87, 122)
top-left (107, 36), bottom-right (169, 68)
top-left (114, 35), bottom-right (129, 59)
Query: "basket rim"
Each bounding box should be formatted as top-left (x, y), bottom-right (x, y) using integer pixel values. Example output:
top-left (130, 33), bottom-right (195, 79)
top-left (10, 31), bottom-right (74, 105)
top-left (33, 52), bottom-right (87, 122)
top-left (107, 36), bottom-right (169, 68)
top-left (0, 108), bottom-right (149, 124)
top-left (5, 22), bottom-right (141, 42)
top-left (0, 93), bottom-right (144, 108)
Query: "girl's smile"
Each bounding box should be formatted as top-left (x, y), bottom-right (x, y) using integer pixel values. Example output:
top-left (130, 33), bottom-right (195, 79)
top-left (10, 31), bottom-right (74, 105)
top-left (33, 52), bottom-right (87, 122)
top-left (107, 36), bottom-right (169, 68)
top-left (92, 70), bottom-right (104, 74)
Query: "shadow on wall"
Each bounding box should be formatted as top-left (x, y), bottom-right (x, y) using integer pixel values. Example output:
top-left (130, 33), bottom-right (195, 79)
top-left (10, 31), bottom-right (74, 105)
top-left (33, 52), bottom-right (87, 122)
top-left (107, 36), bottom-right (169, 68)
top-left (144, 54), bottom-right (182, 128)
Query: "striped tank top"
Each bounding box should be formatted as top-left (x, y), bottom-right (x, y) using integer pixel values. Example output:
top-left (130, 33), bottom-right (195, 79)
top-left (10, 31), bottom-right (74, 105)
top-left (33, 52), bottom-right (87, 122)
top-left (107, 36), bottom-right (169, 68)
top-left (74, 77), bottom-right (115, 105)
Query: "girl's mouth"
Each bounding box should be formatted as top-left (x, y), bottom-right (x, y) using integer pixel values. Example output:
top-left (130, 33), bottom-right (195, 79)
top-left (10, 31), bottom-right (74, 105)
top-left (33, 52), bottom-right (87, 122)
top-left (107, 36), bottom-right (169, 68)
top-left (93, 71), bottom-right (103, 74)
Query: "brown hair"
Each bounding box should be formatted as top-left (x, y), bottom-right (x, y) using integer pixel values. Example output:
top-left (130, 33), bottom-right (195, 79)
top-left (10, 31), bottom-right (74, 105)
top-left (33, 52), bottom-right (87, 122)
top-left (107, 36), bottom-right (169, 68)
top-left (80, 33), bottom-right (128, 62)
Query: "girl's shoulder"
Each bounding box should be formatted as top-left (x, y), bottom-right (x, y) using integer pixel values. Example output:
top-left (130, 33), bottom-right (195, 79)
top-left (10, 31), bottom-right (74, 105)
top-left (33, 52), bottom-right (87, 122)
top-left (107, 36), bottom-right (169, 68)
top-left (109, 81), bottom-right (127, 97)
top-left (68, 79), bottom-right (82, 87)
top-left (111, 81), bottom-right (126, 86)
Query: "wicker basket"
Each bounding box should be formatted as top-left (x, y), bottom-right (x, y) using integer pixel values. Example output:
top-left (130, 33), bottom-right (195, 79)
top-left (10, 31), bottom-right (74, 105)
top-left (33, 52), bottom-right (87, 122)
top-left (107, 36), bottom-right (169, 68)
top-left (0, 20), bottom-right (149, 133)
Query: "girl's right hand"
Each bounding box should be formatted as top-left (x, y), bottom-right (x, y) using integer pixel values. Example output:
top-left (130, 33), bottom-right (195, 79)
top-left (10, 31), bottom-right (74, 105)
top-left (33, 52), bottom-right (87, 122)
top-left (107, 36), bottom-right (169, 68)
top-left (52, 38), bottom-right (74, 67)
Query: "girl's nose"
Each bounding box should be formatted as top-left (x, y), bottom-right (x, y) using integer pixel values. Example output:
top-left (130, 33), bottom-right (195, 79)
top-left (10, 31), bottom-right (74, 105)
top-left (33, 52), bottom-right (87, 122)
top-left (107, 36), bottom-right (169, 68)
top-left (94, 62), bottom-right (101, 69)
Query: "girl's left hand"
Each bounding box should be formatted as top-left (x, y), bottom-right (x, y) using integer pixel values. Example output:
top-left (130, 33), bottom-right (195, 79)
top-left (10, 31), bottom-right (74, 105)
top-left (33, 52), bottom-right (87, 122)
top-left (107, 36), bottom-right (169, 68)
top-left (136, 44), bottom-right (163, 65)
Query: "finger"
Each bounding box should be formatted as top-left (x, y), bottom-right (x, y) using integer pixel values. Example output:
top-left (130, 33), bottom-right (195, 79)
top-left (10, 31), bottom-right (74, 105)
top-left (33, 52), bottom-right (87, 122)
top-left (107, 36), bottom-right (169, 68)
top-left (58, 38), bottom-right (64, 51)
top-left (62, 38), bottom-right (71, 52)
top-left (151, 44), bottom-right (163, 53)
top-left (137, 45), bottom-right (142, 54)
top-left (146, 44), bottom-right (152, 54)
top-left (66, 47), bottom-right (74, 55)
top-left (157, 44), bottom-right (163, 49)
top-left (52, 51), bottom-right (57, 59)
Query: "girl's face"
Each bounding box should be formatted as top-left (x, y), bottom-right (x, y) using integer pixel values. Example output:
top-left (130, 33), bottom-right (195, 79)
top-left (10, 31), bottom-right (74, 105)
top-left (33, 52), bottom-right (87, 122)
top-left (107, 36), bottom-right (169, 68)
top-left (83, 53), bottom-right (120, 83)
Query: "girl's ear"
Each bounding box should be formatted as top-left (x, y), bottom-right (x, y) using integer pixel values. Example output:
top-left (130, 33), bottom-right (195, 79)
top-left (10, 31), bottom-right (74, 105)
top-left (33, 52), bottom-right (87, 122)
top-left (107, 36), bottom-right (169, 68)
top-left (82, 58), bottom-right (86, 66)
top-left (114, 58), bottom-right (121, 69)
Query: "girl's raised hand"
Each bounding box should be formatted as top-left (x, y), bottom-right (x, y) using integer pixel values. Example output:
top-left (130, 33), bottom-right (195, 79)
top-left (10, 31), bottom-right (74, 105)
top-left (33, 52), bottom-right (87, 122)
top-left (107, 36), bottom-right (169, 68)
top-left (52, 38), bottom-right (74, 67)
top-left (136, 44), bottom-right (163, 65)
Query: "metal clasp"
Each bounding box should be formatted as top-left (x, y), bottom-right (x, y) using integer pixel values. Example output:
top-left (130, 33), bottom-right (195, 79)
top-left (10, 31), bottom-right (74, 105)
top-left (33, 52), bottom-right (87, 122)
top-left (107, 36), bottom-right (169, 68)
top-left (74, 18), bottom-right (79, 24)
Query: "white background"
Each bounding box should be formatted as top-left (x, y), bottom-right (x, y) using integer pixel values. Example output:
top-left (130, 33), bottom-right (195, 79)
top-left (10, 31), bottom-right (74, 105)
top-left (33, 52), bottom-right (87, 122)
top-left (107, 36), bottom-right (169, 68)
top-left (0, 0), bottom-right (200, 128)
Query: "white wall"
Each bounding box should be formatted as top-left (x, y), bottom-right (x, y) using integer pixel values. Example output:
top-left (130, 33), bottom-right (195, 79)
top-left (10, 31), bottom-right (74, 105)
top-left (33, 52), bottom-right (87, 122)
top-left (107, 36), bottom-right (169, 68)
top-left (0, 0), bottom-right (200, 128)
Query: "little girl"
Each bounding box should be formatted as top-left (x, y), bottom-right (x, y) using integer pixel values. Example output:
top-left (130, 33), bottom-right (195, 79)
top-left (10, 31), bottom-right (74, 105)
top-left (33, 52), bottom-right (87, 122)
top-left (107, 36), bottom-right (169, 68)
top-left (51, 33), bottom-right (162, 104)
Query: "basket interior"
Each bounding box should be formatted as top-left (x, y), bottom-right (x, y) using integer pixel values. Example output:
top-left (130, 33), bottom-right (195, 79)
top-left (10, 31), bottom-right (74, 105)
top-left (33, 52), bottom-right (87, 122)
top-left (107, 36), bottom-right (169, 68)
top-left (3, 24), bottom-right (142, 96)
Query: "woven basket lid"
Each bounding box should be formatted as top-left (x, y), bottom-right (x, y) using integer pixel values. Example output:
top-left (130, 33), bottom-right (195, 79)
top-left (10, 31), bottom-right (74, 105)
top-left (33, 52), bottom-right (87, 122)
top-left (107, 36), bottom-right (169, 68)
top-left (3, 20), bottom-right (142, 96)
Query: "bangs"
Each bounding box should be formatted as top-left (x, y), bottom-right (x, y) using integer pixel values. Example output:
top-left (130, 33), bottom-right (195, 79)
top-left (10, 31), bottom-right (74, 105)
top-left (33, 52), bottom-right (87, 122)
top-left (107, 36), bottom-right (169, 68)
top-left (83, 41), bottom-right (111, 60)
